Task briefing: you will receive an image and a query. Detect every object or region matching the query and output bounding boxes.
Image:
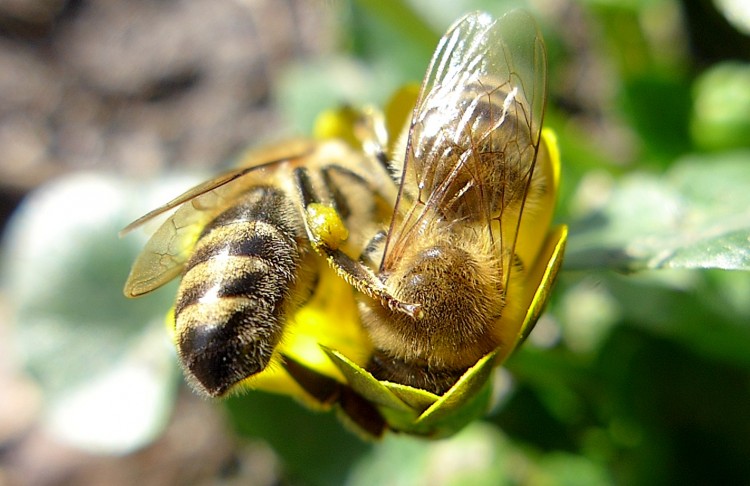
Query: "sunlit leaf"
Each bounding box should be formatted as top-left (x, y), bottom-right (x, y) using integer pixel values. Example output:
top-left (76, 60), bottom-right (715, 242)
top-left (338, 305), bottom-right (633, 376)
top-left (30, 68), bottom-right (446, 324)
top-left (691, 62), bottom-right (750, 151)
top-left (566, 151), bottom-right (750, 271)
top-left (1, 173), bottom-right (185, 453)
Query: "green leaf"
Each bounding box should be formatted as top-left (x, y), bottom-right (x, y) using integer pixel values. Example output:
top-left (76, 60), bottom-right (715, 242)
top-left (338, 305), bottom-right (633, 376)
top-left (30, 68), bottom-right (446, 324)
top-left (602, 271), bottom-right (750, 370)
top-left (621, 74), bottom-right (692, 160)
top-left (566, 150), bottom-right (750, 271)
top-left (275, 57), bottom-right (403, 135)
top-left (225, 390), bottom-right (371, 485)
top-left (353, 0), bottom-right (439, 53)
top-left (347, 421), bottom-right (614, 486)
top-left (346, 423), bottom-right (512, 486)
top-left (691, 62), bottom-right (750, 151)
top-left (1, 173), bottom-right (184, 453)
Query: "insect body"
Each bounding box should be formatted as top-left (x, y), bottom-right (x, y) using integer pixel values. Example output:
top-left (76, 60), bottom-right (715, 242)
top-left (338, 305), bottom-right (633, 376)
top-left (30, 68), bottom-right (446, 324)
top-left (123, 140), bottom-right (393, 397)
top-left (316, 10), bottom-right (552, 396)
top-left (124, 10), bottom-right (565, 436)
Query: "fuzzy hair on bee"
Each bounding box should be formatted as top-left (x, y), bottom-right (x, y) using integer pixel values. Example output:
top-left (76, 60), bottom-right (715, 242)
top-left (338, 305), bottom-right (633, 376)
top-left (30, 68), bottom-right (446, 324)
top-left (312, 10), bottom-right (550, 395)
top-left (123, 9), bottom-right (560, 437)
top-left (122, 140), bottom-right (394, 398)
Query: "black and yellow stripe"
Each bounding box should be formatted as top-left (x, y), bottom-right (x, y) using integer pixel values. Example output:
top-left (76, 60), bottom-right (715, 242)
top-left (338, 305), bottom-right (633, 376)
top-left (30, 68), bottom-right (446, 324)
top-left (174, 186), bottom-right (308, 397)
top-left (169, 150), bottom-right (394, 398)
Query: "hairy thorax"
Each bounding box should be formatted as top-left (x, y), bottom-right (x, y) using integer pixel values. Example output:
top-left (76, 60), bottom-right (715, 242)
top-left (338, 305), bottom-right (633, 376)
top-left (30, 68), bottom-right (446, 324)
top-left (361, 239), bottom-right (506, 374)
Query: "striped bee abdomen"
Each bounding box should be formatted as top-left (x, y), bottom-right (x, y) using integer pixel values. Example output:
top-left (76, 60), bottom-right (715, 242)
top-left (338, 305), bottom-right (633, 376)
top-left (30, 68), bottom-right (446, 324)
top-left (174, 186), bottom-right (309, 397)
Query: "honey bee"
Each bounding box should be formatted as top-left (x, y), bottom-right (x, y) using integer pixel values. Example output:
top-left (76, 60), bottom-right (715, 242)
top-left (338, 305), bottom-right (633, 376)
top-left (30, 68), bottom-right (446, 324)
top-left (122, 139), bottom-right (394, 398)
top-left (313, 10), bottom-right (550, 395)
top-left (123, 9), bottom-right (551, 422)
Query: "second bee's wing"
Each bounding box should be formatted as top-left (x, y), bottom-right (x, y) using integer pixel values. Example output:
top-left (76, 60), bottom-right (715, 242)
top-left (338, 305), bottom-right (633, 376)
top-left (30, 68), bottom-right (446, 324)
top-left (382, 10), bottom-right (547, 283)
top-left (123, 140), bottom-right (314, 297)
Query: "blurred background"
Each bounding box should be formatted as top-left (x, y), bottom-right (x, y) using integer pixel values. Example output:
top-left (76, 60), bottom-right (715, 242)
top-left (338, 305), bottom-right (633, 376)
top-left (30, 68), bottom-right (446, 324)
top-left (1, 0), bottom-right (750, 484)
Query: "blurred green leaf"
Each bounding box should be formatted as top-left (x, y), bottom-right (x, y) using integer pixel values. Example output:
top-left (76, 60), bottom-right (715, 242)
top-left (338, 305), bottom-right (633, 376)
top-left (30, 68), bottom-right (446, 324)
top-left (566, 150), bottom-right (750, 271)
top-left (275, 56), bottom-right (403, 134)
top-left (1, 173), bottom-right (183, 453)
top-left (353, 0), bottom-right (438, 54)
top-left (603, 271), bottom-right (750, 370)
top-left (347, 0), bottom-right (436, 85)
top-left (593, 326), bottom-right (750, 484)
top-left (225, 390), bottom-right (371, 485)
top-left (620, 74), bottom-right (692, 161)
top-left (347, 423), bottom-right (510, 486)
top-left (691, 62), bottom-right (750, 151)
top-left (528, 452), bottom-right (612, 486)
top-left (348, 420), bottom-right (614, 486)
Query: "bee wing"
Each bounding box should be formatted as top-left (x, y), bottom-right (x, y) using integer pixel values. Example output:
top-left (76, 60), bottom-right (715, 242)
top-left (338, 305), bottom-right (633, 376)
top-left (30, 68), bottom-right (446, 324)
top-left (120, 169), bottom-right (258, 237)
top-left (382, 10), bottom-right (547, 282)
top-left (123, 140), bottom-right (314, 297)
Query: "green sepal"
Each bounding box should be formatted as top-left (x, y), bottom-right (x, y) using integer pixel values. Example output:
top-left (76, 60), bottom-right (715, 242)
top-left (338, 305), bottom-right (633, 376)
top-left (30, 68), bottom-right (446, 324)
top-left (319, 221), bottom-right (567, 437)
top-left (517, 224), bottom-right (569, 345)
top-left (323, 347), bottom-right (416, 415)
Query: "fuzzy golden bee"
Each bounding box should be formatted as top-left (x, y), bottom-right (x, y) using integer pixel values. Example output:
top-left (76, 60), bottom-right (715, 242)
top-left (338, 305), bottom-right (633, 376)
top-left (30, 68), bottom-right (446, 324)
top-left (123, 10), bottom-right (565, 437)
top-left (122, 139), bottom-right (394, 398)
top-left (312, 10), bottom-right (554, 395)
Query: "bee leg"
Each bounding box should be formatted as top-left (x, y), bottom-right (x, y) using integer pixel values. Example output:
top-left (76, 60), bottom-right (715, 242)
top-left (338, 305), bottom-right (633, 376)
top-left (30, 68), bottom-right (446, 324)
top-left (293, 167), bottom-right (422, 319)
top-left (282, 355), bottom-right (387, 438)
top-left (305, 203), bottom-right (423, 320)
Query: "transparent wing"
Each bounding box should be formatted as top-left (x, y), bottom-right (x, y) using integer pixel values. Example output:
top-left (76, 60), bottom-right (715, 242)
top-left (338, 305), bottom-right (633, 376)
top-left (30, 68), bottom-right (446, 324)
top-left (123, 140), bottom-right (314, 297)
top-left (382, 10), bottom-right (547, 289)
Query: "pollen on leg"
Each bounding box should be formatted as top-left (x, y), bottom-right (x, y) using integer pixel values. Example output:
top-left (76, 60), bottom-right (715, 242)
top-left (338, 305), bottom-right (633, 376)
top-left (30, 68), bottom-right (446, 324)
top-left (306, 203), bottom-right (349, 250)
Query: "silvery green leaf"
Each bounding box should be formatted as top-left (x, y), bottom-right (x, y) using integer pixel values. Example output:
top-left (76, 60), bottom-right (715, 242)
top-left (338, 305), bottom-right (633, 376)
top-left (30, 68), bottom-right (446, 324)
top-left (1, 173), bottom-right (196, 453)
top-left (566, 151), bottom-right (750, 271)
